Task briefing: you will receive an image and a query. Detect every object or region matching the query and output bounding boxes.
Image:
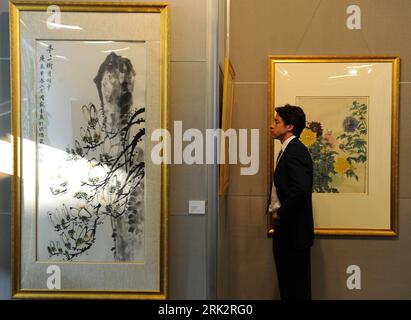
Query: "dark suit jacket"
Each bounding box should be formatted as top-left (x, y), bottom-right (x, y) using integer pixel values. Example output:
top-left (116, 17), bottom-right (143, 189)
top-left (273, 137), bottom-right (314, 250)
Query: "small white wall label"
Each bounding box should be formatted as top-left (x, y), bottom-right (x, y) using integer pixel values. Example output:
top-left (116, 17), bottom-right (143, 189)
top-left (189, 200), bottom-right (206, 215)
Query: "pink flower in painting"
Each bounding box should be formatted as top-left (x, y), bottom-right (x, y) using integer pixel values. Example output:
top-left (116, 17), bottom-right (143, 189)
top-left (324, 130), bottom-right (337, 149)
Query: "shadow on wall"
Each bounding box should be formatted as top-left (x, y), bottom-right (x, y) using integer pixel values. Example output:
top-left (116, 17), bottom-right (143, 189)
top-left (0, 11), bottom-right (11, 130)
top-left (224, 203), bottom-right (281, 300)
top-left (0, 12), bottom-right (10, 58)
top-left (311, 238), bottom-right (344, 300)
top-left (0, 8), bottom-right (11, 300)
top-left (0, 75), bottom-right (11, 217)
top-left (0, 48), bottom-right (12, 300)
top-left (0, 214), bottom-right (11, 300)
top-left (311, 239), bottom-right (327, 299)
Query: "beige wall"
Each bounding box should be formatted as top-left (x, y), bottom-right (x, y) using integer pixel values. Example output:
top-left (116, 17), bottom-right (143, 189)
top-left (220, 0), bottom-right (411, 299)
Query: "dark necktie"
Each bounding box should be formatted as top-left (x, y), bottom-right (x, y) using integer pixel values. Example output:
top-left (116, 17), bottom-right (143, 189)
top-left (276, 149), bottom-right (284, 164)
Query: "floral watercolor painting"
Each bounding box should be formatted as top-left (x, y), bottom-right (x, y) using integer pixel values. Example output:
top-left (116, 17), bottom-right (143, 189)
top-left (296, 96), bottom-right (368, 194)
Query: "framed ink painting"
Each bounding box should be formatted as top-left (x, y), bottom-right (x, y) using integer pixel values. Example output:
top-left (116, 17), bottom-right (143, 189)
top-left (10, 1), bottom-right (169, 299)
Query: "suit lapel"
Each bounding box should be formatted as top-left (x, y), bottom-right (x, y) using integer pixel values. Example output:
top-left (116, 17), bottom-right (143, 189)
top-left (274, 137), bottom-right (298, 173)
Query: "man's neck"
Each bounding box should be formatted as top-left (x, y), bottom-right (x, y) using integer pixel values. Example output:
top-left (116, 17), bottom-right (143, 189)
top-left (280, 133), bottom-right (294, 144)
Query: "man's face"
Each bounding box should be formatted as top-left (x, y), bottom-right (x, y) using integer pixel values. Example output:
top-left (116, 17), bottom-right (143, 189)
top-left (270, 113), bottom-right (293, 140)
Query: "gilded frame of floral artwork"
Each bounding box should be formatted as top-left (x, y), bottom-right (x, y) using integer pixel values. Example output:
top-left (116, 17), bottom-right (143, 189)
top-left (10, 1), bottom-right (169, 299)
top-left (267, 56), bottom-right (400, 237)
top-left (219, 57), bottom-right (236, 195)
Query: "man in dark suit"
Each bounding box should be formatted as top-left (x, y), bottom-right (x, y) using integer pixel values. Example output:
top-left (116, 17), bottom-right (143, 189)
top-left (269, 104), bottom-right (314, 300)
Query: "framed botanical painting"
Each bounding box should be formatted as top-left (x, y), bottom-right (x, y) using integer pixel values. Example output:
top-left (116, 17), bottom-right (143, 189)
top-left (10, 1), bottom-right (169, 299)
top-left (219, 57), bottom-right (236, 195)
top-left (267, 56), bottom-right (400, 236)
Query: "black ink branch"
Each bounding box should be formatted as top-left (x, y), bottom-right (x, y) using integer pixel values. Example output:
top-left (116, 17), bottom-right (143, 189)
top-left (47, 52), bottom-right (145, 261)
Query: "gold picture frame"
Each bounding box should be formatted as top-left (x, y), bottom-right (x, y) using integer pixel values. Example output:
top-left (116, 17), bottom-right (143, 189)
top-left (10, 1), bottom-right (169, 299)
top-left (219, 57), bottom-right (236, 195)
top-left (267, 56), bottom-right (400, 237)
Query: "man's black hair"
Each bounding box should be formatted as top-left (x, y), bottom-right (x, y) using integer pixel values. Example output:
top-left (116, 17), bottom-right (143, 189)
top-left (275, 104), bottom-right (306, 137)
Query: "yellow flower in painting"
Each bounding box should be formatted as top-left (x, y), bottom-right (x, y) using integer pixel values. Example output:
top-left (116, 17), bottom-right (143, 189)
top-left (300, 128), bottom-right (317, 147)
top-left (334, 157), bottom-right (350, 174)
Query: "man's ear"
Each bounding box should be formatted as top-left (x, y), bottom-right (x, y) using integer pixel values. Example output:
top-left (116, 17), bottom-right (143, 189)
top-left (286, 124), bottom-right (294, 133)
